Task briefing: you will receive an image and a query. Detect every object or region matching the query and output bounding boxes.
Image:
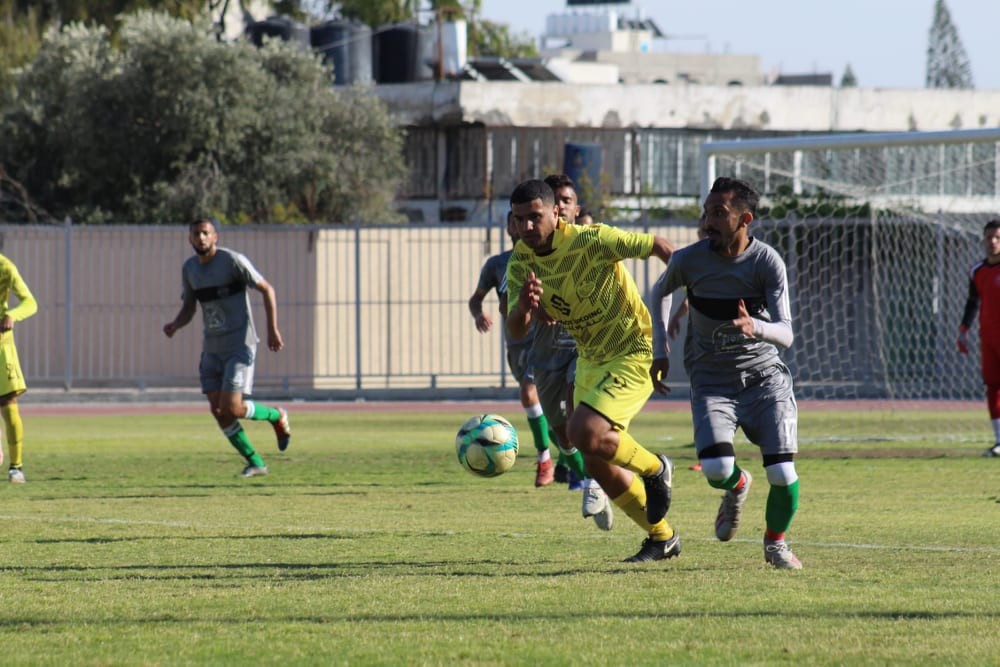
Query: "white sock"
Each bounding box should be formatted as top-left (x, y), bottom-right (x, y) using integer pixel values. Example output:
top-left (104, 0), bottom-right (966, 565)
top-left (537, 449), bottom-right (552, 463)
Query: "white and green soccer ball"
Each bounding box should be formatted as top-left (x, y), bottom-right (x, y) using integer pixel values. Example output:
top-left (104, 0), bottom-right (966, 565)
top-left (455, 413), bottom-right (519, 477)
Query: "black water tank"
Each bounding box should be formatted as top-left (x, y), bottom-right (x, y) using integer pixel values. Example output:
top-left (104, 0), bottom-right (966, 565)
top-left (372, 23), bottom-right (433, 83)
top-left (246, 16), bottom-right (310, 50)
top-left (310, 20), bottom-right (373, 85)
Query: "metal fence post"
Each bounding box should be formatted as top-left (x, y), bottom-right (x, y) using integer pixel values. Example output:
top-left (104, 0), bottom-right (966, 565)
top-left (63, 217), bottom-right (73, 390)
top-left (354, 217), bottom-right (363, 391)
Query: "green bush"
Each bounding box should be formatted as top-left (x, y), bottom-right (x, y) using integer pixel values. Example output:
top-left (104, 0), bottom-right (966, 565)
top-left (0, 11), bottom-right (405, 223)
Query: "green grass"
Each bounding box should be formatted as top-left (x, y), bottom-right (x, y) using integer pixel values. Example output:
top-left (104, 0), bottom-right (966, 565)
top-left (1, 406), bottom-right (998, 666)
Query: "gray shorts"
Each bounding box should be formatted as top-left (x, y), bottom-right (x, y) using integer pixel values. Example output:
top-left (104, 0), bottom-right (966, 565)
top-left (690, 362), bottom-right (797, 457)
top-left (507, 344), bottom-right (534, 384)
top-left (534, 357), bottom-right (576, 429)
top-left (199, 346), bottom-right (256, 395)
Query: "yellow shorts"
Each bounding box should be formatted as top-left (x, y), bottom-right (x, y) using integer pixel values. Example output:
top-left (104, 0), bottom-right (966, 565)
top-left (0, 335), bottom-right (27, 398)
top-left (573, 353), bottom-right (652, 431)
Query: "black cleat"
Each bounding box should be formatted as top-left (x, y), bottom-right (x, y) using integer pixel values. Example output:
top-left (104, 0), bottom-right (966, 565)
top-left (554, 463), bottom-right (570, 484)
top-left (623, 533), bottom-right (682, 563)
top-left (643, 454), bottom-right (673, 524)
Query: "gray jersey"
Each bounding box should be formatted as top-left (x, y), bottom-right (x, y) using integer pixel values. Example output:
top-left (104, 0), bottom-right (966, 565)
top-left (477, 250), bottom-right (532, 349)
top-left (530, 321), bottom-right (577, 372)
top-left (181, 247), bottom-right (263, 354)
top-left (649, 237), bottom-right (792, 382)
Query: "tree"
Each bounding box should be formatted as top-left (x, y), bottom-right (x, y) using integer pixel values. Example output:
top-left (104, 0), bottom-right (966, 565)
top-left (839, 64), bottom-right (857, 88)
top-left (429, 0), bottom-right (537, 58)
top-left (333, 0), bottom-right (418, 26)
top-left (926, 0), bottom-right (973, 89)
top-left (0, 11), bottom-right (405, 223)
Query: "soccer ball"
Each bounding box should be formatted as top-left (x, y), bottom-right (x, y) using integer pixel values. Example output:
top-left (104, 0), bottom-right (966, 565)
top-left (455, 413), bottom-right (519, 477)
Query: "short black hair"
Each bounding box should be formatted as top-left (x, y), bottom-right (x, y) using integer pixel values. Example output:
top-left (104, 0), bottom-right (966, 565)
top-left (190, 217), bottom-right (218, 231)
top-left (543, 173), bottom-right (576, 193)
top-left (510, 179), bottom-right (555, 207)
top-left (984, 219), bottom-right (1000, 233)
top-left (710, 177), bottom-right (760, 215)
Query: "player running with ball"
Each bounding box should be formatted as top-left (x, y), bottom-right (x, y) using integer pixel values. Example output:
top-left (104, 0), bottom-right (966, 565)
top-left (506, 179), bottom-right (678, 563)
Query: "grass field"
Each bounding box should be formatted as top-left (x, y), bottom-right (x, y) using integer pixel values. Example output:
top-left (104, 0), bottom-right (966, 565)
top-left (1, 403), bottom-right (998, 666)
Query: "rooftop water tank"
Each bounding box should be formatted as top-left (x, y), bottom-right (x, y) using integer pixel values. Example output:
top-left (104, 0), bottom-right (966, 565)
top-left (310, 20), bottom-right (373, 85)
top-left (372, 23), bottom-right (434, 84)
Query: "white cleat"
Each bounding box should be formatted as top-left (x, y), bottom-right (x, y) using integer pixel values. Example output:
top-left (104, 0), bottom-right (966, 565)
top-left (582, 483), bottom-right (614, 531)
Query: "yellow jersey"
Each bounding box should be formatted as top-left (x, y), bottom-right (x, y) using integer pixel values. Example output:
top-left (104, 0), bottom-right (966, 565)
top-left (507, 222), bottom-right (654, 365)
top-left (0, 253), bottom-right (37, 323)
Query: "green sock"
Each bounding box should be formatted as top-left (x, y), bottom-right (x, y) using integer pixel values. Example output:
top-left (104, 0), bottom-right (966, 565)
top-left (223, 422), bottom-right (265, 467)
top-left (526, 411), bottom-right (552, 454)
top-left (707, 466), bottom-right (744, 490)
top-left (559, 447), bottom-right (587, 477)
top-left (765, 479), bottom-right (800, 535)
top-left (557, 450), bottom-right (569, 467)
top-left (245, 400), bottom-right (280, 423)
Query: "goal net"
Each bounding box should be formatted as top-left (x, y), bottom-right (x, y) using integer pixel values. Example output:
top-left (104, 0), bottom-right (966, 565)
top-left (701, 128), bottom-right (1000, 447)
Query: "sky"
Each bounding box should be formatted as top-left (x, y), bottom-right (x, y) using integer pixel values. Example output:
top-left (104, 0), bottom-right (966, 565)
top-left (476, 0), bottom-right (999, 90)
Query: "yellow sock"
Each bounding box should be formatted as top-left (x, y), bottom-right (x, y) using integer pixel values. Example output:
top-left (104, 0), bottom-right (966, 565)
top-left (611, 472), bottom-right (674, 540)
top-left (607, 429), bottom-right (662, 476)
top-left (2, 403), bottom-right (23, 468)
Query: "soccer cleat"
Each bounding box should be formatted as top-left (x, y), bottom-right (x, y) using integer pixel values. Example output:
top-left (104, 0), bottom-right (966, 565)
top-left (8, 468), bottom-right (25, 484)
top-left (582, 483), bottom-right (614, 531)
top-left (716, 470), bottom-right (753, 541)
top-left (764, 538), bottom-right (803, 570)
top-left (534, 458), bottom-right (555, 487)
top-left (240, 464), bottom-right (269, 478)
top-left (553, 463), bottom-right (570, 484)
top-left (623, 532), bottom-right (682, 563)
top-left (982, 444), bottom-right (1000, 457)
top-left (273, 408), bottom-right (291, 451)
top-left (642, 454), bottom-right (673, 524)
top-left (566, 470), bottom-right (585, 491)
top-left (593, 503), bottom-right (614, 531)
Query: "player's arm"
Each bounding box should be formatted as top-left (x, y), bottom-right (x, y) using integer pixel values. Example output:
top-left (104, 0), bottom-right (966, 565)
top-left (647, 265), bottom-right (682, 395)
top-left (507, 271), bottom-right (541, 340)
top-left (1, 266), bottom-right (38, 332)
top-left (468, 287), bottom-right (493, 333)
top-left (958, 278), bottom-right (980, 353)
top-left (163, 296), bottom-right (196, 338)
top-left (254, 278), bottom-right (283, 352)
top-left (667, 297), bottom-right (689, 340)
top-left (734, 258), bottom-right (794, 348)
top-left (649, 235), bottom-right (675, 264)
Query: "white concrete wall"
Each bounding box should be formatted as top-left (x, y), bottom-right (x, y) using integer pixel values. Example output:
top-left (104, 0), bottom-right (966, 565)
top-left (377, 81), bottom-right (1000, 133)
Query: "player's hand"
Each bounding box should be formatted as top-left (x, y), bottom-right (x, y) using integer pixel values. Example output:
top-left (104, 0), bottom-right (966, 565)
top-left (518, 271), bottom-right (543, 313)
top-left (474, 313), bottom-right (492, 333)
top-left (957, 330), bottom-right (970, 354)
top-left (667, 314), bottom-right (683, 340)
top-left (650, 358), bottom-right (671, 395)
top-left (163, 322), bottom-right (178, 338)
top-left (535, 303), bottom-right (557, 326)
top-left (733, 299), bottom-right (755, 337)
top-left (0, 315), bottom-right (14, 333)
top-left (268, 329), bottom-right (284, 352)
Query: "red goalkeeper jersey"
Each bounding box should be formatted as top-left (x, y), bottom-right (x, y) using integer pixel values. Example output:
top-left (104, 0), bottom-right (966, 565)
top-left (961, 259), bottom-right (1000, 336)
